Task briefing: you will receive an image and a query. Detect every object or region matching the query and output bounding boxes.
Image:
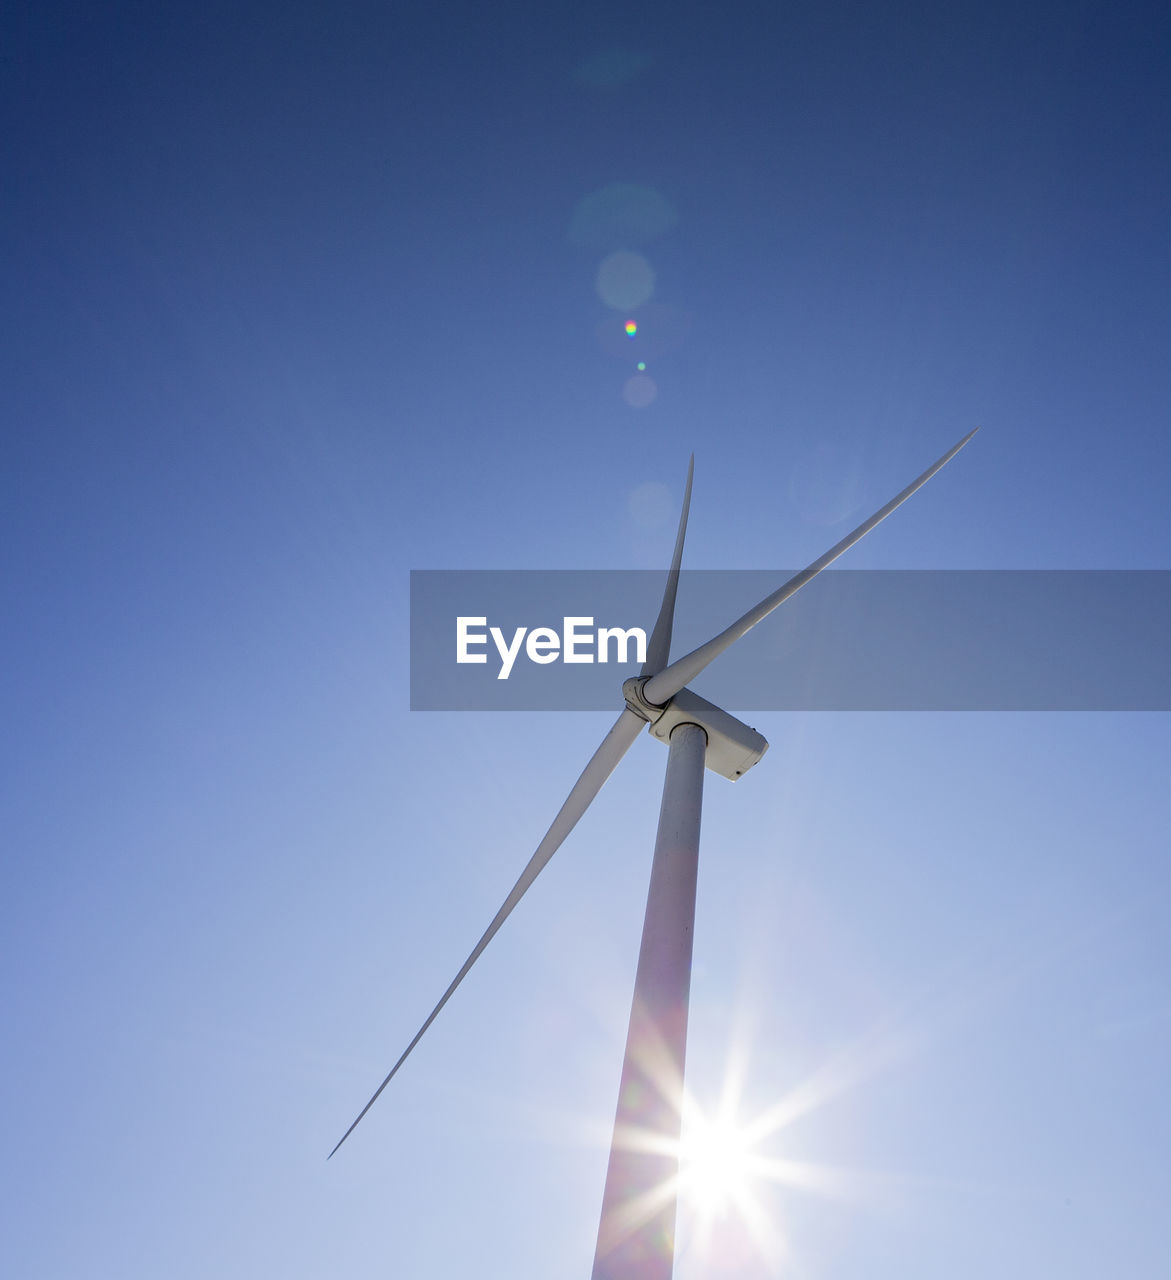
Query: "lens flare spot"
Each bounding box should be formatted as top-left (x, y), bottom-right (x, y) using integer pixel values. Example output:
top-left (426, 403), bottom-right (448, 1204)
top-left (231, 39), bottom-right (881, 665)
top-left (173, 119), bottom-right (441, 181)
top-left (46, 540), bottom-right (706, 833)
top-left (623, 373), bottom-right (657, 408)
top-left (637, 361), bottom-right (646, 371)
top-left (628, 480), bottom-right (673, 526)
top-left (573, 48), bottom-right (654, 91)
top-left (568, 183), bottom-right (679, 249)
top-left (625, 319), bottom-right (638, 337)
top-left (597, 251), bottom-right (656, 310)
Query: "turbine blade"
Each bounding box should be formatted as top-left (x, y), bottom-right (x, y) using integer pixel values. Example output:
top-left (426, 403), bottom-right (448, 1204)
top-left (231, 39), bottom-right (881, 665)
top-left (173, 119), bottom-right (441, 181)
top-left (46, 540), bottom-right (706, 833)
top-left (640, 455), bottom-right (695, 678)
top-left (329, 706), bottom-right (646, 1159)
top-left (642, 429), bottom-right (979, 705)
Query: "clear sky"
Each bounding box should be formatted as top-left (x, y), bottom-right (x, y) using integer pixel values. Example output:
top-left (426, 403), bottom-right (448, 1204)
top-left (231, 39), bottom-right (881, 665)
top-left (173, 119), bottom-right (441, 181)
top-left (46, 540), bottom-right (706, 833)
top-left (3, 2), bottom-right (1169, 1277)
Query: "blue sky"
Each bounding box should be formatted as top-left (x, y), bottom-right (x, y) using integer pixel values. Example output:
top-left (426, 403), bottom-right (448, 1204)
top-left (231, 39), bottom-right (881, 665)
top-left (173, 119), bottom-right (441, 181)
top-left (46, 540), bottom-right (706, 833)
top-left (3, 2), bottom-right (1169, 1277)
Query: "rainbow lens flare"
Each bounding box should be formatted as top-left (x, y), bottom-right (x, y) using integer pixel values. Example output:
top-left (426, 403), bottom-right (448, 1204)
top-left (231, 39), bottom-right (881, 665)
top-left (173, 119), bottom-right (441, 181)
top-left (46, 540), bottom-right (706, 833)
top-left (624, 319), bottom-right (638, 337)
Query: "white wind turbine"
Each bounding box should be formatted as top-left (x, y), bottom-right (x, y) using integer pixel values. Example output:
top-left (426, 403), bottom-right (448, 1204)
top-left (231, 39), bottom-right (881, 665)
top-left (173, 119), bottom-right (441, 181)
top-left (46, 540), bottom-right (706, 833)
top-left (331, 429), bottom-right (979, 1279)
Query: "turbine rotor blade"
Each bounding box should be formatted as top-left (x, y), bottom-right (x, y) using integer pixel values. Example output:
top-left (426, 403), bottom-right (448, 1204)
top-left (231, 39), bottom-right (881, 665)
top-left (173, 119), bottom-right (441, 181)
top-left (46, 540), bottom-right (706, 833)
top-left (640, 455), bottom-right (695, 678)
top-left (329, 706), bottom-right (646, 1159)
top-left (642, 428), bottom-right (979, 705)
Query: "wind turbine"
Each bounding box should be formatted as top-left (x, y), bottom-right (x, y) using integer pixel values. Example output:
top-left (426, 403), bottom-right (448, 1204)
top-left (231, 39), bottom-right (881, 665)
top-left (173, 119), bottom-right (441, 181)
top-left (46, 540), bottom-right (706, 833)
top-left (331, 429), bottom-right (979, 1278)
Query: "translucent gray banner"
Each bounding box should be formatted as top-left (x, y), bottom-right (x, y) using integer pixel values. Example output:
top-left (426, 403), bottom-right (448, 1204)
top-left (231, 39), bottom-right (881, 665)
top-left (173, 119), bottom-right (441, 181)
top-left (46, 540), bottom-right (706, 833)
top-left (409, 571), bottom-right (1171, 711)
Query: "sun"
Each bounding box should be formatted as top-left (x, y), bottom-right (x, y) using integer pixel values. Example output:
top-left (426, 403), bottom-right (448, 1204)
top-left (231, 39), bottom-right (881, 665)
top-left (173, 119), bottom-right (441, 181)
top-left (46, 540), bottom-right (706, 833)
top-left (678, 1109), bottom-right (756, 1218)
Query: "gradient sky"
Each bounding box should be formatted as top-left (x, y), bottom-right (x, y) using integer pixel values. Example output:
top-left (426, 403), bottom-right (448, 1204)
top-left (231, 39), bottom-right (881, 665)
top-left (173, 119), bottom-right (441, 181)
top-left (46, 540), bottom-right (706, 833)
top-left (4, 3), bottom-right (1170, 1277)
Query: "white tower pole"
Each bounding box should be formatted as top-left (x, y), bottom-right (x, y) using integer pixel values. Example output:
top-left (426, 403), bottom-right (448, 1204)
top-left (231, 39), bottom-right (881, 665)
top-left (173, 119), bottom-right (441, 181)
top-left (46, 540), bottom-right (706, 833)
top-left (592, 721), bottom-right (707, 1280)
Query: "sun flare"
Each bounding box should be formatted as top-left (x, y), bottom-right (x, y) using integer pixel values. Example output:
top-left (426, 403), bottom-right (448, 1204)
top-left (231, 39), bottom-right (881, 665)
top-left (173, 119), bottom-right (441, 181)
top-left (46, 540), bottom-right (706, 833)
top-left (679, 1111), bottom-right (756, 1217)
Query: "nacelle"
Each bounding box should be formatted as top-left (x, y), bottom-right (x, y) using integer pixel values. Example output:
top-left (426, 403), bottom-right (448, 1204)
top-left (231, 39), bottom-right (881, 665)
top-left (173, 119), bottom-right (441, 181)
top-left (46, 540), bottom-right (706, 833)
top-left (623, 679), bottom-right (768, 781)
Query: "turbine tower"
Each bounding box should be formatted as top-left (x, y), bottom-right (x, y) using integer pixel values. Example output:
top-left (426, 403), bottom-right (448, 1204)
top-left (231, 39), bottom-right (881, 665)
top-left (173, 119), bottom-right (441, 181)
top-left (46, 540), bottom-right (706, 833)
top-left (331, 430), bottom-right (978, 1278)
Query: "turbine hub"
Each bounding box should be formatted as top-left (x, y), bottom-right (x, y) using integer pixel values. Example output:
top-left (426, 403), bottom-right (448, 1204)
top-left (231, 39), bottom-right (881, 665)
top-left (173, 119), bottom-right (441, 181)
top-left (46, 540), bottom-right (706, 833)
top-left (622, 676), bottom-right (669, 724)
